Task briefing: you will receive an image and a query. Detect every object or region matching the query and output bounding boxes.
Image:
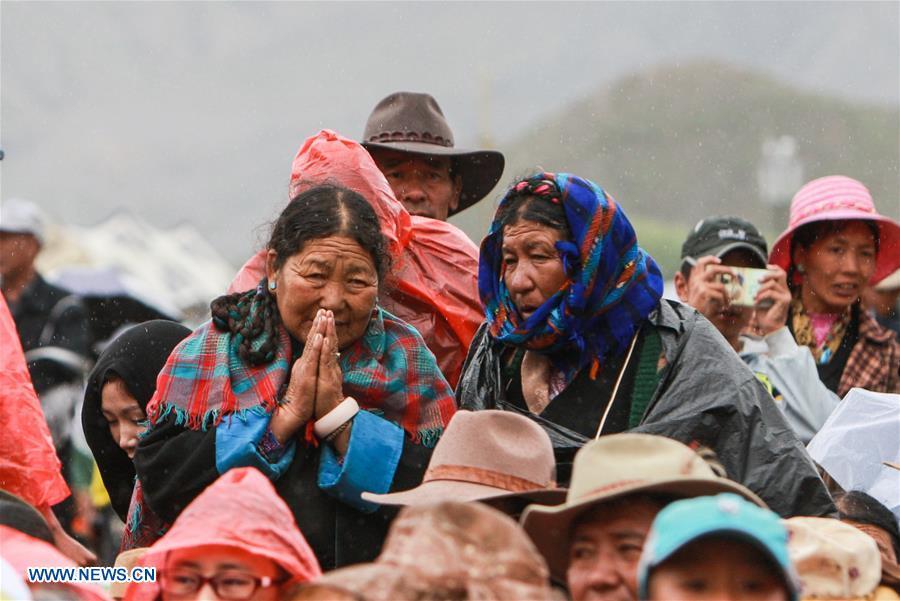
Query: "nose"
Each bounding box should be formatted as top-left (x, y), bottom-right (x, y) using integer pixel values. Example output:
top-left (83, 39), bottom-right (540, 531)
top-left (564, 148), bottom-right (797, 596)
top-left (583, 557), bottom-right (625, 592)
top-left (505, 263), bottom-right (535, 297)
top-left (841, 250), bottom-right (861, 274)
top-left (399, 175), bottom-right (428, 205)
top-left (319, 280), bottom-right (346, 312)
top-left (118, 424), bottom-right (139, 458)
top-left (196, 581), bottom-right (219, 601)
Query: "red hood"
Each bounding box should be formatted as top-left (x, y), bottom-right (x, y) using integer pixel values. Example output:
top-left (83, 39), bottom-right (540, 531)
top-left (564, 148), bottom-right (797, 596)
top-left (0, 296), bottom-right (70, 510)
top-left (126, 467), bottom-right (321, 600)
top-left (0, 526), bottom-right (110, 601)
top-left (289, 129), bottom-right (411, 260)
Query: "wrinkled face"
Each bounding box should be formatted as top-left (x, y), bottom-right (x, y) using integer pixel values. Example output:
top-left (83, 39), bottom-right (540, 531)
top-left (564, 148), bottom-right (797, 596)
top-left (372, 148), bottom-right (462, 221)
top-left (163, 545), bottom-right (283, 601)
top-left (647, 537), bottom-right (788, 601)
top-left (795, 221), bottom-right (877, 313)
top-left (501, 220), bottom-right (568, 320)
top-left (567, 498), bottom-right (663, 601)
top-left (266, 236), bottom-right (378, 349)
top-left (101, 377), bottom-right (148, 460)
top-left (0, 232), bottom-right (40, 280)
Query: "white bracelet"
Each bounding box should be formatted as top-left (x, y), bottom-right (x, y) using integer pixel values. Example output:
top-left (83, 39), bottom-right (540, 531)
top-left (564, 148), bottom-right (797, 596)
top-left (314, 397), bottom-right (360, 439)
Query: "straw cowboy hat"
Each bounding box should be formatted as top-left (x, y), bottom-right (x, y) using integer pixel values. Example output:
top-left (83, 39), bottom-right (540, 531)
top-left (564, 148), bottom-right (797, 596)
top-left (362, 410), bottom-right (565, 507)
top-left (521, 433), bottom-right (765, 581)
top-left (785, 517), bottom-right (888, 600)
top-left (769, 175), bottom-right (900, 284)
top-left (361, 91), bottom-right (505, 215)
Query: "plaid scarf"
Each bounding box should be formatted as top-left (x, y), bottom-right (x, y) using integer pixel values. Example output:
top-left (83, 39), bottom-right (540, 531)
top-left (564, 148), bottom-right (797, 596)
top-left (145, 289), bottom-right (455, 447)
top-left (790, 296), bottom-right (851, 364)
top-left (479, 173), bottom-right (663, 381)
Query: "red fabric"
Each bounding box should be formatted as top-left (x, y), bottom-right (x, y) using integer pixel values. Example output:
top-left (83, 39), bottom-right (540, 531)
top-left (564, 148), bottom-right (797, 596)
top-left (0, 526), bottom-right (110, 601)
top-left (125, 467), bottom-right (321, 601)
top-left (228, 129), bottom-right (483, 387)
top-left (0, 295), bottom-right (70, 510)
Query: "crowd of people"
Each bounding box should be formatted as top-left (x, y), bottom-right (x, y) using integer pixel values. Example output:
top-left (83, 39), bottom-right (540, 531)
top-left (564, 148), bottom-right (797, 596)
top-left (1, 90), bottom-right (899, 601)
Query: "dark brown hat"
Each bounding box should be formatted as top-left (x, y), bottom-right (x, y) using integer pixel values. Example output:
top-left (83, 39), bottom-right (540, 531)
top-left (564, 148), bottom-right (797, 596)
top-left (362, 91), bottom-right (505, 215)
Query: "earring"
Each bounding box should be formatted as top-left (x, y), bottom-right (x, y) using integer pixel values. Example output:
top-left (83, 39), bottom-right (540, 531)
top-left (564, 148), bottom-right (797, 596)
top-left (797, 264), bottom-right (806, 274)
top-left (268, 281), bottom-right (277, 291)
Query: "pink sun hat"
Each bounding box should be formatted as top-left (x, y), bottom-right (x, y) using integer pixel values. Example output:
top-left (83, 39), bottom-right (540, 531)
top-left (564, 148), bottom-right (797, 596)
top-left (769, 175), bottom-right (900, 284)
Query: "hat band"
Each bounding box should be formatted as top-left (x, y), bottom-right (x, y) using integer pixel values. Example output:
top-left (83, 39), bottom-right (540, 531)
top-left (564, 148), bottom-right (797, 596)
top-left (791, 199), bottom-right (876, 226)
top-left (423, 464), bottom-right (554, 493)
top-left (366, 131), bottom-right (453, 148)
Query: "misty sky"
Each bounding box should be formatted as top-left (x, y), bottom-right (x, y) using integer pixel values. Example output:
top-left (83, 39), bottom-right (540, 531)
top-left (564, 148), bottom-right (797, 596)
top-left (2, 1), bottom-right (898, 265)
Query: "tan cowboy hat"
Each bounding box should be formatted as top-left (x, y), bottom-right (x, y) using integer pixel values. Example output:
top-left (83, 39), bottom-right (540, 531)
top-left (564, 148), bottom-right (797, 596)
top-left (521, 433), bottom-right (766, 581)
top-left (362, 410), bottom-right (565, 507)
top-left (361, 91), bottom-right (505, 215)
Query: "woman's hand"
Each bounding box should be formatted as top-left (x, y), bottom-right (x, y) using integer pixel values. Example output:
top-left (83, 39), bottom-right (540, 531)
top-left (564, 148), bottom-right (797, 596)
top-left (269, 310), bottom-right (325, 444)
top-left (315, 311), bottom-right (352, 454)
top-left (753, 265), bottom-right (792, 335)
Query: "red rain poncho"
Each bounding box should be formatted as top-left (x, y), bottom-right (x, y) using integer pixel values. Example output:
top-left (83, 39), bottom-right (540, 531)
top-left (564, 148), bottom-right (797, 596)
top-left (124, 467), bottom-right (321, 601)
top-left (229, 129), bottom-right (483, 387)
top-left (0, 295), bottom-right (70, 510)
top-left (0, 526), bottom-right (110, 601)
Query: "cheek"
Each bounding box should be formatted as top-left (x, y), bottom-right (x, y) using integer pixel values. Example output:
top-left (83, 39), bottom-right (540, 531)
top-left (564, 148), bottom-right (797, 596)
top-left (536, 262), bottom-right (567, 295)
top-left (566, 565), bottom-right (589, 597)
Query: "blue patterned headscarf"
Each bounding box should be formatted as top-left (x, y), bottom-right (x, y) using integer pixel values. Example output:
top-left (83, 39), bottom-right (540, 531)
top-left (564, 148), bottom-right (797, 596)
top-left (479, 173), bottom-right (664, 380)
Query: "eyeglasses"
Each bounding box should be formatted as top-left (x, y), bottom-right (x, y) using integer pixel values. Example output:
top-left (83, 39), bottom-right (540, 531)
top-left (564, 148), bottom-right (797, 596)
top-left (161, 569), bottom-right (279, 600)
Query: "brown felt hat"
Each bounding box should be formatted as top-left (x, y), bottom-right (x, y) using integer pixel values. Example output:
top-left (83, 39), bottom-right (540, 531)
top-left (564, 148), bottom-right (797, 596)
top-left (362, 410), bottom-right (565, 508)
top-left (362, 91), bottom-right (505, 215)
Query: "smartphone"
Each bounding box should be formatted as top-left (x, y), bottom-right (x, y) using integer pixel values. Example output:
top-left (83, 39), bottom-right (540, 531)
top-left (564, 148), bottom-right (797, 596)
top-left (720, 267), bottom-right (773, 308)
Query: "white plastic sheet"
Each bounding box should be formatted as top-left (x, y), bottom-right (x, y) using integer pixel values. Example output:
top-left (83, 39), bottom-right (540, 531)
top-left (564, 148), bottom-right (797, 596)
top-left (807, 388), bottom-right (900, 521)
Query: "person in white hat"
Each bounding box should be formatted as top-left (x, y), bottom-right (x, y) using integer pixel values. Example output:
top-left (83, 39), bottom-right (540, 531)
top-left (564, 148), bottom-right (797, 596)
top-left (521, 433), bottom-right (767, 601)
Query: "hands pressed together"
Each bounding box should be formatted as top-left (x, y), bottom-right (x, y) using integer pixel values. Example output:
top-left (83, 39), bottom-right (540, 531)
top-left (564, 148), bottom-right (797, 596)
top-left (270, 308), bottom-right (351, 454)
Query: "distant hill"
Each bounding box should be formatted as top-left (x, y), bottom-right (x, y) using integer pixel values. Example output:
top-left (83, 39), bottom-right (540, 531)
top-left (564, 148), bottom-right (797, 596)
top-left (453, 61), bottom-right (900, 277)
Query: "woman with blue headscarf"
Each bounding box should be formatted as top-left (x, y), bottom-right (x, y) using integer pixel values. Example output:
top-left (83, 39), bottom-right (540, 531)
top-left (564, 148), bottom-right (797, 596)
top-left (457, 173), bottom-right (833, 518)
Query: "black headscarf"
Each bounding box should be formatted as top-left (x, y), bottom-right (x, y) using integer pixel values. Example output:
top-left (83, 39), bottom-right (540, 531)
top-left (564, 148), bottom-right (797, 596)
top-left (81, 320), bottom-right (191, 520)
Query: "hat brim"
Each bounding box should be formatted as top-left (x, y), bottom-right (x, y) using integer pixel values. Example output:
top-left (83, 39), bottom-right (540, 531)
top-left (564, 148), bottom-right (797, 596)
top-left (520, 477), bottom-right (766, 582)
top-left (769, 213), bottom-right (900, 284)
top-left (362, 141), bottom-right (505, 215)
top-left (362, 478), bottom-right (566, 507)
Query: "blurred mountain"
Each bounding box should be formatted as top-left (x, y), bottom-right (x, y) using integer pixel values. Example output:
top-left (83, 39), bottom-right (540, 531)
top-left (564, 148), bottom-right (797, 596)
top-left (455, 61), bottom-right (900, 276)
top-left (1, 2), bottom-right (897, 268)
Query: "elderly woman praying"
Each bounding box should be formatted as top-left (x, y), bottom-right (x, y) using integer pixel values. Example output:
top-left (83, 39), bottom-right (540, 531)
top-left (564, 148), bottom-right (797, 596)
top-left (132, 184), bottom-right (456, 569)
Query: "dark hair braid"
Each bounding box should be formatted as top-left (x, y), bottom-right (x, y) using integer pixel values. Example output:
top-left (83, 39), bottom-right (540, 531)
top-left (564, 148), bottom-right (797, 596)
top-left (210, 282), bottom-right (281, 366)
top-left (210, 183), bottom-right (390, 365)
top-left (497, 172), bottom-right (571, 238)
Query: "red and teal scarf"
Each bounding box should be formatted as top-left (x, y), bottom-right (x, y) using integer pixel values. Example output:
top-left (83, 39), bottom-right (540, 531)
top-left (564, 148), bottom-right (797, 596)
top-left (145, 285), bottom-right (455, 447)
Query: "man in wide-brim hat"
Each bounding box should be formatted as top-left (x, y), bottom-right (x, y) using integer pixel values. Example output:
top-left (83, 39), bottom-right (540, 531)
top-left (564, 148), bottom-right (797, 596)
top-left (520, 433), bottom-right (767, 601)
top-left (362, 91), bottom-right (505, 221)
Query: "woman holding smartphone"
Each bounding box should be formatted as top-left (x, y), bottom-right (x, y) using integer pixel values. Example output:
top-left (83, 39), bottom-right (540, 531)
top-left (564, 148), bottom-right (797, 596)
top-left (769, 175), bottom-right (900, 396)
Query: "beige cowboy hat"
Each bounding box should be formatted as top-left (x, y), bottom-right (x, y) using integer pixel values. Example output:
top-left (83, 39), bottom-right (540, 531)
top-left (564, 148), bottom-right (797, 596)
top-left (362, 410), bottom-right (565, 507)
top-left (361, 91), bottom-right (505, 215)
top-left (521, 433), bottom-right (766, 581)
top-left (785, 517), bottom-right (887, 600)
